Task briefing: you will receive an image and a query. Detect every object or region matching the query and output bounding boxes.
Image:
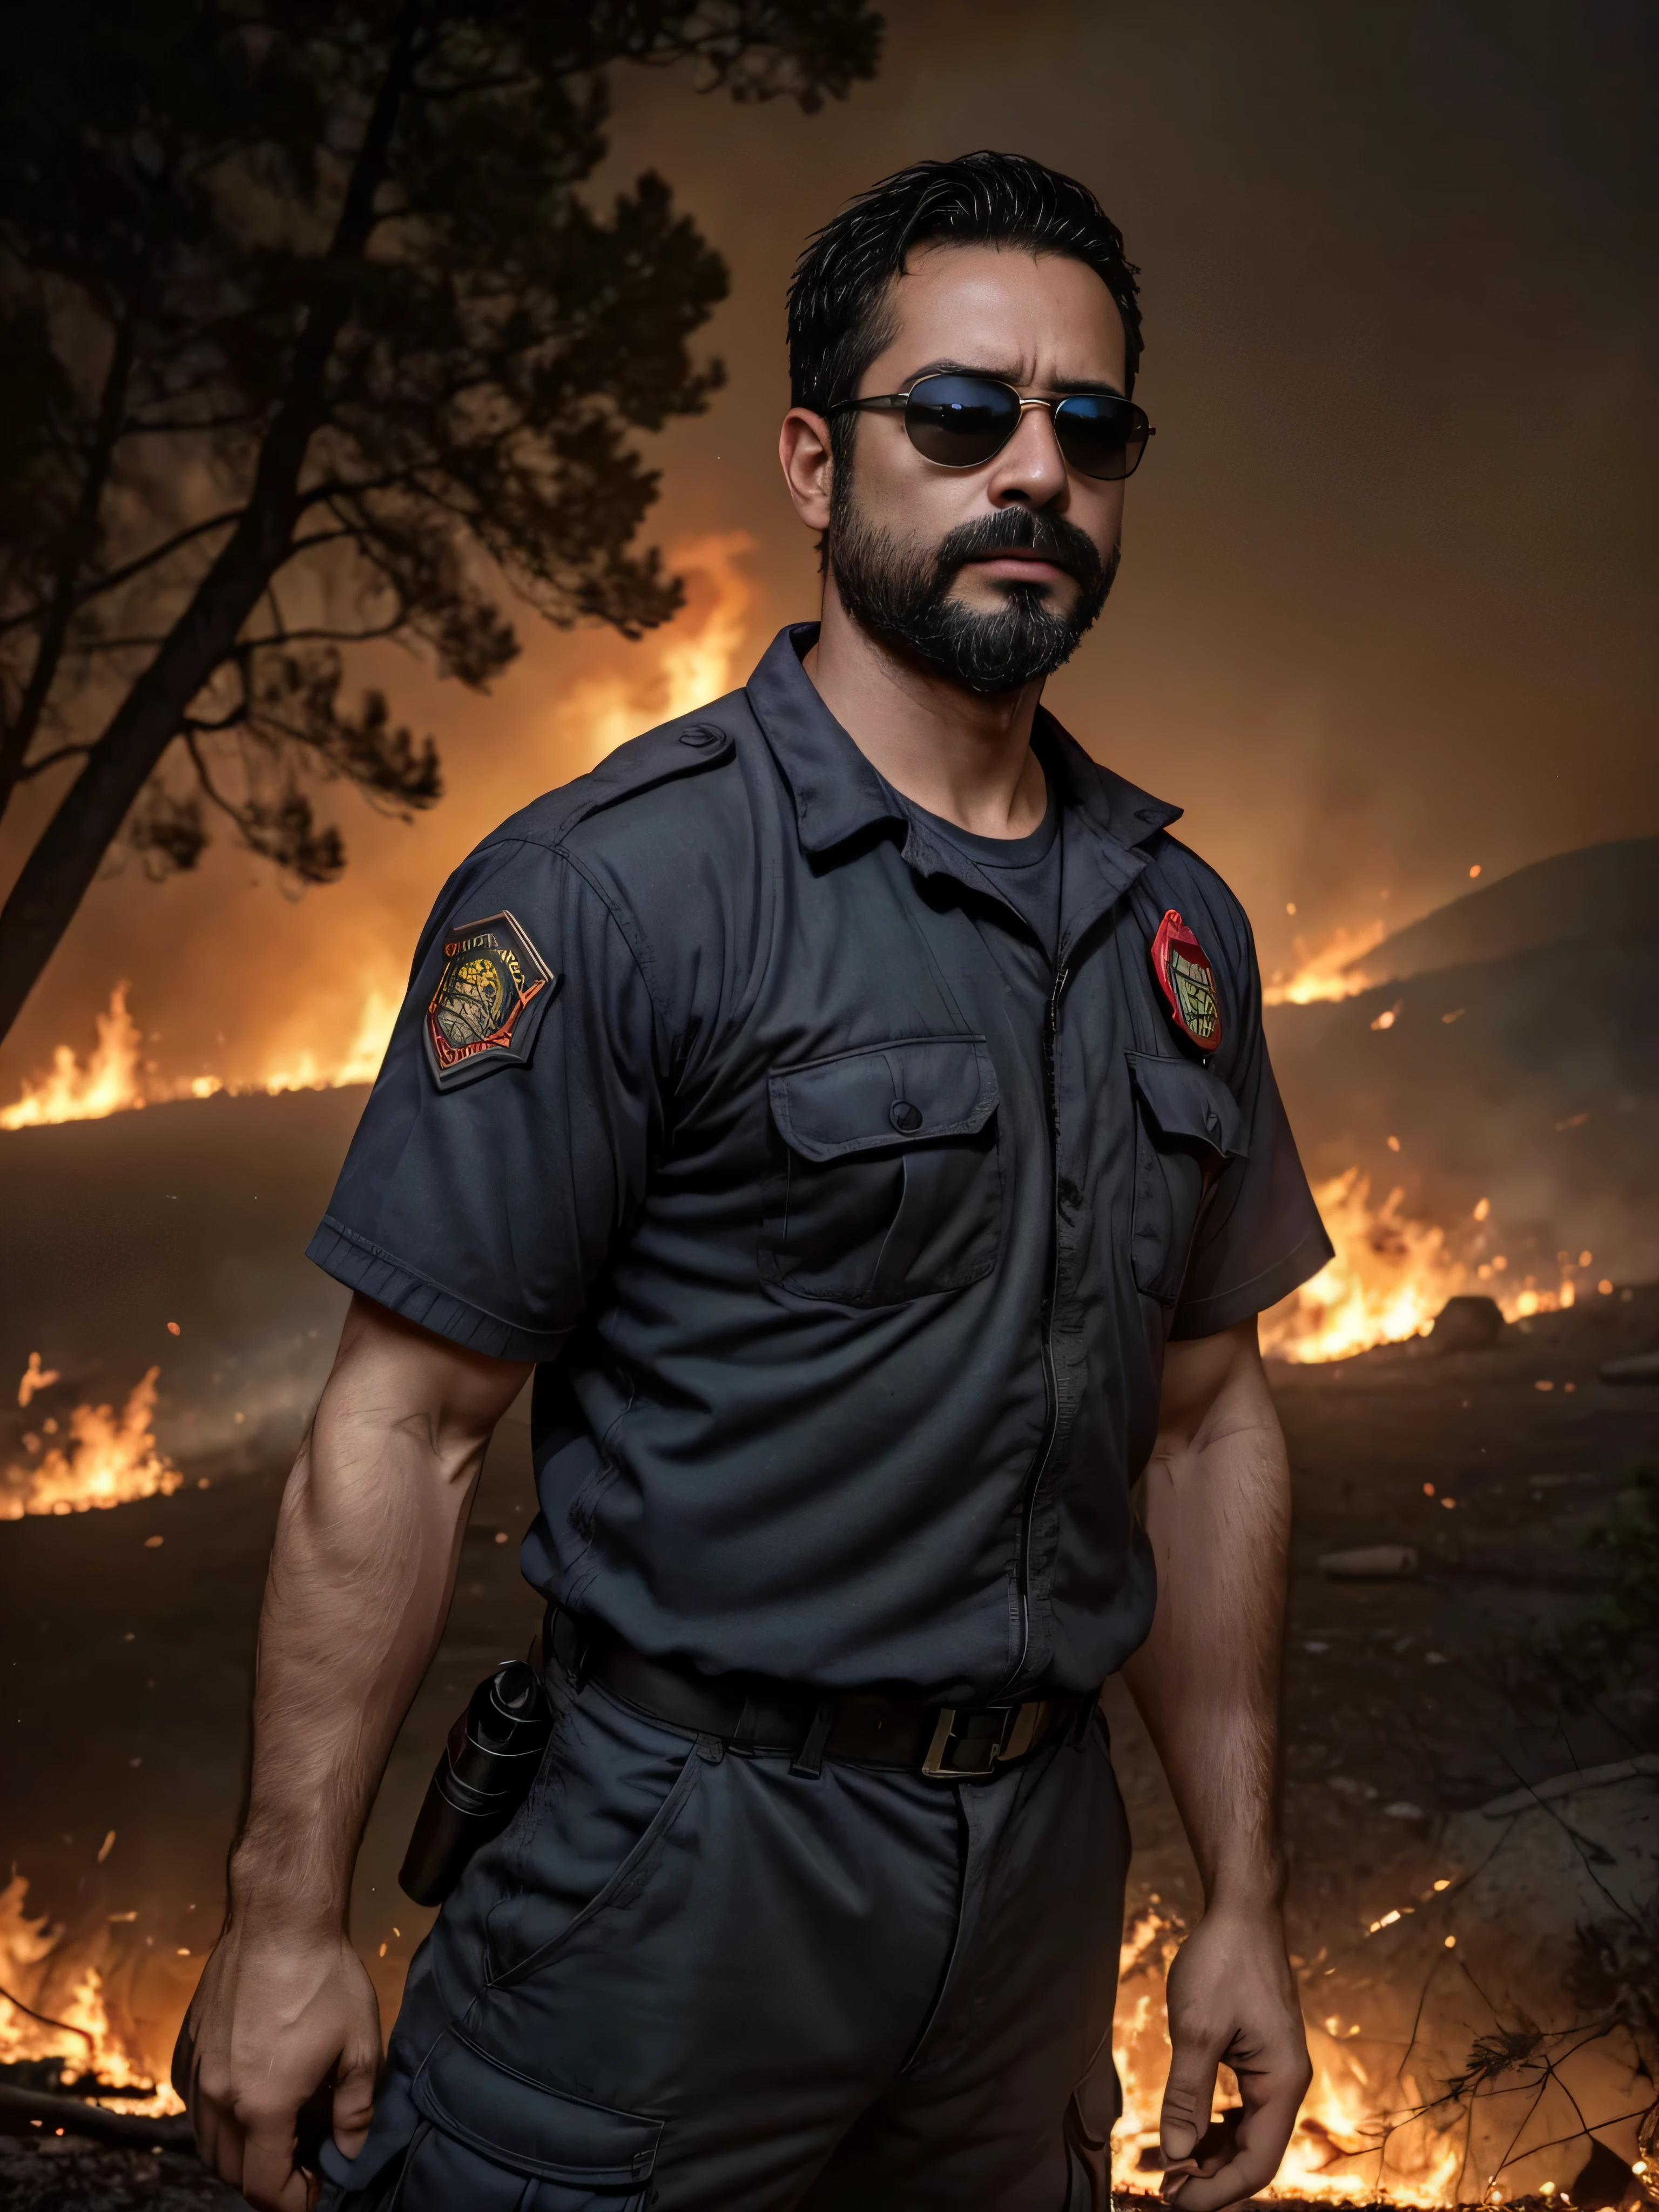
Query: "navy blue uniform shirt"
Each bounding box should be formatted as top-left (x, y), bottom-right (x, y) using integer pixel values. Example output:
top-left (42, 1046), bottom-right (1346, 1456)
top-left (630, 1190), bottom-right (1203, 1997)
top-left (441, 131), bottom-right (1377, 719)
top-left (308, 626), bottom-right (1331, 1701)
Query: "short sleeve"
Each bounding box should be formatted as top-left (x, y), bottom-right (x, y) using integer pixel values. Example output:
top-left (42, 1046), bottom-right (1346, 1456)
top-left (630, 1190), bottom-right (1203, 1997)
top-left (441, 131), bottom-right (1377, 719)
top-left (305, 836), bottom-right (663, 1363)
top-left (1170, 895), bottom-right (1333, 1341)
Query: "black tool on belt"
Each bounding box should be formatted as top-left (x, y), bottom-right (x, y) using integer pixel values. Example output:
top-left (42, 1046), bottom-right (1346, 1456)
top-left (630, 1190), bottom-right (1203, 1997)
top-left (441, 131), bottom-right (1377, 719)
top-left (398, 1648), bottom-right (553, 1906)
top-left (400, 1610), bottom-right (1096, 1905)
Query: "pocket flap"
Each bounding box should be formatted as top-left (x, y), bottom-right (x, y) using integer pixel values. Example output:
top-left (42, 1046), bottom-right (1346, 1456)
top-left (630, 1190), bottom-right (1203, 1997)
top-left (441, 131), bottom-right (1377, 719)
top-left (1127, 1051), bottom-right (1248, 1159)
top-left (770, 1036), bottom-right (999, 1162)
top-left (414, 2028), bottom-right (662, 2186)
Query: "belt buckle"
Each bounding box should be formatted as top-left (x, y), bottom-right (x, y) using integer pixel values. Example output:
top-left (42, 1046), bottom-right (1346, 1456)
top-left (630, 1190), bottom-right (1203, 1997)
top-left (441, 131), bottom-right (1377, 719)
top-left (922, 1703), bottom-right (1024, 1779)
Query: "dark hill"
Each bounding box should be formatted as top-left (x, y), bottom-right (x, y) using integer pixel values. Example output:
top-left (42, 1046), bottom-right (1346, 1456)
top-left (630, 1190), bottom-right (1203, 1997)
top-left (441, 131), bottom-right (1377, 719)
top-left (0, 1087), bottom-right (364, 1474)
top-left (1344, 835), bottom-right (1659, 989)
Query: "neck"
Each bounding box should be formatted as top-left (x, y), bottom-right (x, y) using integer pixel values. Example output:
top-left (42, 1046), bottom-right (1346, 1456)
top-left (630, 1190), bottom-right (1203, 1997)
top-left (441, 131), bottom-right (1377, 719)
top-left (802, 578), bottom-right (1049, 839)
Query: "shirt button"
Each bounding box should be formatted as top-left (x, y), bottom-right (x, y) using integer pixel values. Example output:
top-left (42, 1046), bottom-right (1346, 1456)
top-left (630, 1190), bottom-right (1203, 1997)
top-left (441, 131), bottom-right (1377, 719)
top-left (889, 1101), bottom-right (925, 1133)
top-left (678, 724), bottom-right (721, 750)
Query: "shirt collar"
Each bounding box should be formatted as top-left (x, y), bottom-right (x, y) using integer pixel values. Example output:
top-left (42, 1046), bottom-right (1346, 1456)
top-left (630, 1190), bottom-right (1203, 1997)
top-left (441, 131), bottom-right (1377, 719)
top-left (744, 620), bottom-right (1183, 864)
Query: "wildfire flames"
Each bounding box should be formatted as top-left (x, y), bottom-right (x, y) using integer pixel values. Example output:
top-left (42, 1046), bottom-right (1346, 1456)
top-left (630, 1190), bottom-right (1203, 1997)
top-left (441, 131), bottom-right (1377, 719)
top-left (0, 1872), bottom-right (183, 2117)
top-left (0, 979), bottom-right (400, 1131)
top-left (1264, 920), bottom-right (1390, 1007)
top-left (1113, 1904), bottom-right (1465, 2206)
top-left (2, 1364), bottom-right (183, 1520)
top-left (1260, 1172), bottom-right (1590, 1364)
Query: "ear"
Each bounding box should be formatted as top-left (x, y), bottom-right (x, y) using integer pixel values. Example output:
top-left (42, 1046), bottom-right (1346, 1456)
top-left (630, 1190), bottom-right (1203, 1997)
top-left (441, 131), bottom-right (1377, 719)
top-left (779, 407), bottom-right (836, 534)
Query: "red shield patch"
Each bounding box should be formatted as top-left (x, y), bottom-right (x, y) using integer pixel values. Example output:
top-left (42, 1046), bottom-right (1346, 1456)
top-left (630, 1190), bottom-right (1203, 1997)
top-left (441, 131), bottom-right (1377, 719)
top-left (1150, 909), bottom-right (1223, 1053)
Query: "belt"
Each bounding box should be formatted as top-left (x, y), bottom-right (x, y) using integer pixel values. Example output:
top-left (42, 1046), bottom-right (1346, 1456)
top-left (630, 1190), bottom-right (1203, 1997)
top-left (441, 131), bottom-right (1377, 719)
top-left (547, 1607), bottom-right (1095, 1781)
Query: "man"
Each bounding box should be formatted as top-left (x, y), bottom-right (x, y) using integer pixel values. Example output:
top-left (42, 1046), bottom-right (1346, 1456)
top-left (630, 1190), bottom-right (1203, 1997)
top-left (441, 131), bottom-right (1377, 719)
top-left (179, 151), bottom-right (1331, 2212)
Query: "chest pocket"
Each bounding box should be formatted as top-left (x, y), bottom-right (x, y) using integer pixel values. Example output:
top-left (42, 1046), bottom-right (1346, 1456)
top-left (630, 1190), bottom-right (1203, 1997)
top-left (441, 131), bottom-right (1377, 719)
top-left (1127, 1051), bottom-right (1248, 1306)
top-left (761, 1036), bottom-right (1002, 1306)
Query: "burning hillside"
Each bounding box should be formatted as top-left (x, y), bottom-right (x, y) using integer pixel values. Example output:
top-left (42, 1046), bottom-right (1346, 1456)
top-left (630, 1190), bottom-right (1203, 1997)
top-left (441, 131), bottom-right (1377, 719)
top-left (1259, 1173), bottom-right (1605, 1364)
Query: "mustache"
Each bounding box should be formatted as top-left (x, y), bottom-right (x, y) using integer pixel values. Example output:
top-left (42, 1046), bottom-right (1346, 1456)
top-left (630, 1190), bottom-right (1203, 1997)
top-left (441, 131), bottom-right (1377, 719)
top-left (933, 506), bottom-right (1108, 592)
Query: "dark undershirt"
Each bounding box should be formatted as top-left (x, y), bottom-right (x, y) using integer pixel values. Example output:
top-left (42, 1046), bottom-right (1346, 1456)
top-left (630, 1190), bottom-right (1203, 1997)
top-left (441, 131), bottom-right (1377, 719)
top-left (902, 779), bottom-right (1063, 963)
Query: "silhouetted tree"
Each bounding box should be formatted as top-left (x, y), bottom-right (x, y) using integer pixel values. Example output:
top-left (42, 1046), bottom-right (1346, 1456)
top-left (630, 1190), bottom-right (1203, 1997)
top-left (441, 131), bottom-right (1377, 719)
top-left (0, 0), bottom-right (881, 1038)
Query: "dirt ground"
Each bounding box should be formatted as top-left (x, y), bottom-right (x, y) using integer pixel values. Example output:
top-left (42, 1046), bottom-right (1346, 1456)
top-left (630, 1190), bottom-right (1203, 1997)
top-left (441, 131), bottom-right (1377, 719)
top-left (3, 1283), bottom-right (1656, 2204)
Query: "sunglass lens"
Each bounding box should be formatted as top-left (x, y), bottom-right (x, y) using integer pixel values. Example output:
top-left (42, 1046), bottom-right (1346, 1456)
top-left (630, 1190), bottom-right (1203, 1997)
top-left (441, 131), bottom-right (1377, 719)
top-left (903, 375), bottom-right (1021, 467)
top-left (1053, 394), bottom-right (1149, 481)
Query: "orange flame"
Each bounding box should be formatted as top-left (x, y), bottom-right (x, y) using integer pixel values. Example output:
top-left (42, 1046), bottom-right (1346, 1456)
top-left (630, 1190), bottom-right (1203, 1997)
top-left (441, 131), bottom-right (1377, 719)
top-left (2, 1364), bottom-right (183, 1519)
top-left (1264, 920), bottom-right (1390, 1007)
top-left (0, 1873), bottom-right (183, 2115)
top-left (0, 983), bottom-right (401, 1130)
top-left (0, 983), bottom-right (147, 1129)
top-left (1112, 1904), bottom-right (1465, 2204)
top-left (1261, 1172), bottom-right (1587, 1363)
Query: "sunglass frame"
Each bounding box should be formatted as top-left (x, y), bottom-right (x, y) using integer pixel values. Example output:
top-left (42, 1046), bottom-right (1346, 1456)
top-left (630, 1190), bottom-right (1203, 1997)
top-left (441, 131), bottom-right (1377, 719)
top-left (826, 373), bottom-right (1155, 482)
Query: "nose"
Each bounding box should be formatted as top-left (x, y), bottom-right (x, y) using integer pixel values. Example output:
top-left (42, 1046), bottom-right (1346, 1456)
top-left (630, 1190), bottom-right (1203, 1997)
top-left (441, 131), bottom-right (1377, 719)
top-left (988, 401), bottom-right (1068, 508)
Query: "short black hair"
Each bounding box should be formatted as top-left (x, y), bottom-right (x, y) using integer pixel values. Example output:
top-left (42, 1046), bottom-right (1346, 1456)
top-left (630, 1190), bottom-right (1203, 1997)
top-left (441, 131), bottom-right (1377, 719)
top-left (787, 151), bottom-right (1143, 416)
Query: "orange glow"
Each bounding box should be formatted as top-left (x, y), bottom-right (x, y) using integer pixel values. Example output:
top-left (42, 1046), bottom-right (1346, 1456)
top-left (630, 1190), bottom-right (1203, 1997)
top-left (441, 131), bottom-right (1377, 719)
top-left (1263, 919), bottom-right (1388, 1006)
top-left (554, 529), bottom-right (756, 767)
top-left (0, 1872), bottom-right (183, 2115)
top-left (1112, 1904), bottom-right (1464, 2204)
top-left (2, 1364), bottom-right (183, 1519)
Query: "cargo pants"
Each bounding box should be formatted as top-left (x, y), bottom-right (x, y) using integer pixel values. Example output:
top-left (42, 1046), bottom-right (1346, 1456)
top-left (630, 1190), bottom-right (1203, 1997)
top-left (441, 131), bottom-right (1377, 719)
top-left (318, 1664), bottom-right (1129, 2210)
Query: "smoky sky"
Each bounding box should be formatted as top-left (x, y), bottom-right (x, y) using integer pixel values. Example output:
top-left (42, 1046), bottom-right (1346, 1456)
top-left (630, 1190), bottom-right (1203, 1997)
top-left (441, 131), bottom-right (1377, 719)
top-left (1, 0), bottom-right (1654, 1088)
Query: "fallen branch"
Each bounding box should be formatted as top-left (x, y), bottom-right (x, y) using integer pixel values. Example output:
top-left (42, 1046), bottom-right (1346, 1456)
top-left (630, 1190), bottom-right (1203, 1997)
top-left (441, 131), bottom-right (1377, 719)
top-left (0, 2080), bottom-right (195, 2150)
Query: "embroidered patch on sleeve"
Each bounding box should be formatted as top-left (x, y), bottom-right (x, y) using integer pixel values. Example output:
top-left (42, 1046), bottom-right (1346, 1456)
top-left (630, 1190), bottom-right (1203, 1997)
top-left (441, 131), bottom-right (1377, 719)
top-left (424, 909), bottom-right (556, 1090)
top-left (1150, 909), bottom-right (1224, 1054)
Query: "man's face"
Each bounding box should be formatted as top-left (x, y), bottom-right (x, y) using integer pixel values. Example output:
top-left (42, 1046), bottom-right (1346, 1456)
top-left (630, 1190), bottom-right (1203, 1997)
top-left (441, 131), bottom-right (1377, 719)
top-left (825, 243), bottom-right (1130, 696)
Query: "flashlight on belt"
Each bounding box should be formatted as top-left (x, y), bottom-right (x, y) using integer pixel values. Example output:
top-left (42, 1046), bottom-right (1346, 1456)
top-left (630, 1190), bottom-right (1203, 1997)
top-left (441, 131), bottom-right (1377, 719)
top-left (397, 1654), bottom-right (552, 1906)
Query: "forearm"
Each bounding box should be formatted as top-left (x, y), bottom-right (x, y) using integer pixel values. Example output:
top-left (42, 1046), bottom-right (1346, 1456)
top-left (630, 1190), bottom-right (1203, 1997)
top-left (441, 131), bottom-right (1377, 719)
top-left (1123, 1323), bottom-right (1290, 1912)
top-left (230, 1300), bottom-right (515, 1925)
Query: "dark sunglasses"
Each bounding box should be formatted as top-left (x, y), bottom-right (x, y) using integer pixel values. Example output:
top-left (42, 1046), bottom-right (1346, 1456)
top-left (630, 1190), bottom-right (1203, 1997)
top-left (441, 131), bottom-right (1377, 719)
top-left (828, 372), bottom-right (1155, 482)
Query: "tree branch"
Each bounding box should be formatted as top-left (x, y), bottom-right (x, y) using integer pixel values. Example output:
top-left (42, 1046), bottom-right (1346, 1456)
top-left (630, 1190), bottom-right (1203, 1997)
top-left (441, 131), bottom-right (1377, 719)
top-left (118, 411), bottom-right (267, 437)
top-left (0, 507), bottom-right (249, 642)
top-left (0, 306), bottom-right (138, 809)
top-left (0, 8), bottom-right (424, 1038)
top-left (16, 744), bottom-right (91, 780)
top-left (181, 729), bottom-right (248, 825)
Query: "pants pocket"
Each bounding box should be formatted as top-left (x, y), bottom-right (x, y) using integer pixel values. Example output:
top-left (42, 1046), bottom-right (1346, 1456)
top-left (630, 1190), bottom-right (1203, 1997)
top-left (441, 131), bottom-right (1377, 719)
top-left (402, 2035), bottom-right (659, 2208)
top-left (482, 1708), bottom-right (708, 1993)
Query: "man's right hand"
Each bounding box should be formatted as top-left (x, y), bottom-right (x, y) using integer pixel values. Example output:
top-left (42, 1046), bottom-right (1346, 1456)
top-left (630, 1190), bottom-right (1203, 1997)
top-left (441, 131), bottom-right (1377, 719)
top-left (173, 1913), bottom-right (382, 2211)
top-left (170, 1298), bottom-right (528, 2204)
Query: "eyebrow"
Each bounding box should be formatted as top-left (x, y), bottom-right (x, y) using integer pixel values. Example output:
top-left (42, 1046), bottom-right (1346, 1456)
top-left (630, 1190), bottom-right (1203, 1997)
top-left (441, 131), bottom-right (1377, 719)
top-left (899, 356), bottom-right (1127, 400)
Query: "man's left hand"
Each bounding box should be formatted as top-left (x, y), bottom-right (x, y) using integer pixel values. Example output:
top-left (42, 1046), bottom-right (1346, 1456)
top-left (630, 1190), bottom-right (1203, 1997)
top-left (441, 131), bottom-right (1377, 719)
top-left (1157, 1903), bottom-right (1312, 2211)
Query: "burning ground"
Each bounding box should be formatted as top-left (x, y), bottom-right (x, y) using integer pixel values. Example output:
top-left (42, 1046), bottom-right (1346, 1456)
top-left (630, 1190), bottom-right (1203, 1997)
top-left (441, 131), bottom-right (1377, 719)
top-left (2, 841), bottom-right (1656, 2205)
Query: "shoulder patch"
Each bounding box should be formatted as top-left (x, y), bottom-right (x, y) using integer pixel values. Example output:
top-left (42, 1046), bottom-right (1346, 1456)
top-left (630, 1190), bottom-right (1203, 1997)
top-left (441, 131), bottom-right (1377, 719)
top-left (424, 910), bottom-right (556, 1090)
top-left (1150, 909), bottom-right (1224, 1054)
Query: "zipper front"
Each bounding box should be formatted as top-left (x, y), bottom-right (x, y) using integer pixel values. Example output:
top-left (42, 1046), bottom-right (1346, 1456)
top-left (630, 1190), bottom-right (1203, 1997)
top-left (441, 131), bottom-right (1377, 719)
top-left (1002, 961), bottom-right (1069, 1695)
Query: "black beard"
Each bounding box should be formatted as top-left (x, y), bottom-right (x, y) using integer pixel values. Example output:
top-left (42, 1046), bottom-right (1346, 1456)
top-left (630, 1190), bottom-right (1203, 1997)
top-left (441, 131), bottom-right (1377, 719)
top-left (827, 490), bottom-right (1118, 698)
